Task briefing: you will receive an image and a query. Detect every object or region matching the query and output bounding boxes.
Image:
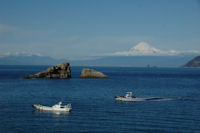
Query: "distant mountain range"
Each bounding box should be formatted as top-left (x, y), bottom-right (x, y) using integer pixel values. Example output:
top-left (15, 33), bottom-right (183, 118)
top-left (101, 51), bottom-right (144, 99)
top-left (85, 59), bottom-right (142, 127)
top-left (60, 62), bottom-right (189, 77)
top-left (0, 55), bottom-right (66, 65)
top-left (0, 54), bottom-right (197, 67)
top-left (0, 43), bottom-right (199, 67)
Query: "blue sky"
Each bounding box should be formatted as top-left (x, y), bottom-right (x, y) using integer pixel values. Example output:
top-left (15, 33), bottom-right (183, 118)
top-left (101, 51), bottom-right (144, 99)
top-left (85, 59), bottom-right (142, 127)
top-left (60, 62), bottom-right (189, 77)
top-left (0, 0), bottom-right (200, 59)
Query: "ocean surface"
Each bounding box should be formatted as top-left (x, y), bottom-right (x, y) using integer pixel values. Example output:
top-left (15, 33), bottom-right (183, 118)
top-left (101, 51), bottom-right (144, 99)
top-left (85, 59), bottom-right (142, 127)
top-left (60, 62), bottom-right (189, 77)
top-left (0, 65), bottom-right (200, 133)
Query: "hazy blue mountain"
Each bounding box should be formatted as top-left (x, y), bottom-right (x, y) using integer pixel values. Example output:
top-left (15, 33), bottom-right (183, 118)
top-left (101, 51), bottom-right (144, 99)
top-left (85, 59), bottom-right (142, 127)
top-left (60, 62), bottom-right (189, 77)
top-left (184, 56), bottom-right (200, 67)
top-left (0, 55), bottom-right (66, 65)
top-left (70, 55), bottom-right (197, 67)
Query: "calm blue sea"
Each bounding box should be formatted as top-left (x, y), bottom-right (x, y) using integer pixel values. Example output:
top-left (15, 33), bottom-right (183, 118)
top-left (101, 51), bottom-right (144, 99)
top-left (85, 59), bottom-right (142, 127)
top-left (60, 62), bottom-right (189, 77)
top-left (0, 65), bottom-right (200, 133)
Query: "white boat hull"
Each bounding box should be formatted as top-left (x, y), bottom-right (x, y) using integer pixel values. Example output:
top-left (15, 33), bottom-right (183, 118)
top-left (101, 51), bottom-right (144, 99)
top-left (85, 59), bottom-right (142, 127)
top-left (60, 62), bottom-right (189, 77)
top-left (32, 104), bottom-right (72, 112)
top-left (115, 96), bottom-right (175, 102)
top-left (115, 97), bottom-right (147, 101)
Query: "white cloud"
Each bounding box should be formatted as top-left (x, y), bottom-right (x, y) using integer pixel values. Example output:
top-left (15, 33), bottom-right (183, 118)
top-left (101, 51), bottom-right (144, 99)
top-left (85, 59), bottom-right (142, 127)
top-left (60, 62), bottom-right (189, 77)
top-left (1, 51), bottom-right (43, 57)
top-left (110, 42), bottom-right (200, 56)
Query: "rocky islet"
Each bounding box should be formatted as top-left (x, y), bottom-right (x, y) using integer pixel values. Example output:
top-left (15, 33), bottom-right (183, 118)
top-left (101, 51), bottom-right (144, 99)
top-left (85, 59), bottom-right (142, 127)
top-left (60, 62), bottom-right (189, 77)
top-left (24, 62), bottom-right (108, 79)
top-left (24, 62), bottom-right (71, 79)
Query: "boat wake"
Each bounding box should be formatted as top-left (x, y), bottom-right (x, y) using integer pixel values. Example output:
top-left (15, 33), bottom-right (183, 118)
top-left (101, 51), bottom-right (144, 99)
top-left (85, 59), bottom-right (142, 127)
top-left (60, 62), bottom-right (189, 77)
top-left (141, 97), bottom-right (184, 101)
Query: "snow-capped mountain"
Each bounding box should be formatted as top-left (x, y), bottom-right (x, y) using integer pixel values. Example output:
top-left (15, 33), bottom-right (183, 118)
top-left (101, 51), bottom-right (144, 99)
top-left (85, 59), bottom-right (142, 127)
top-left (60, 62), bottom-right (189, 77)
top-left (130, 42), bottom-right (162, 55)
top-left (112, 42), bottom-right (181, 56)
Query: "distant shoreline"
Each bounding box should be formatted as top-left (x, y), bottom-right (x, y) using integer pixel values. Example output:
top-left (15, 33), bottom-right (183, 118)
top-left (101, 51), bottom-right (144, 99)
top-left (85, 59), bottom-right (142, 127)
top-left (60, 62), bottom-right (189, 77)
top-left (1, 64), bottom-right (199, 69)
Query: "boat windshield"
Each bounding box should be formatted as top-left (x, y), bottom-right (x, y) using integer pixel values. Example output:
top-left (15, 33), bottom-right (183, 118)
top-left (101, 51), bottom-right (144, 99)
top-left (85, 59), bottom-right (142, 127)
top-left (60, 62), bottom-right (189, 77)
top-left (125, 92), bottom-right (136, 98)
top-left (52, 102), bottom-right (62, 108)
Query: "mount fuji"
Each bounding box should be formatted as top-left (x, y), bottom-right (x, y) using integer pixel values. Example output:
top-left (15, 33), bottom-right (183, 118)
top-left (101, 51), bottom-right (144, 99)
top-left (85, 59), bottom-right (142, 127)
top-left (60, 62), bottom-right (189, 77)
top-left (112, 42), bottom-right (179, 56)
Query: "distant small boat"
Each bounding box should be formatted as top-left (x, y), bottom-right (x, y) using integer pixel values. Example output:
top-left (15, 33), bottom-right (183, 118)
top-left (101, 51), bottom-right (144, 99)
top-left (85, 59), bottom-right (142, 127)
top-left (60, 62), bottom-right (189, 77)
top-left (115, 92), bottom-right (177, 102)
top-left (32, 102), bottom-right (72, 112)
top-left (115, 92), bottom-right (154, 102)
top-left (115, 92), bottom-right (139, 101)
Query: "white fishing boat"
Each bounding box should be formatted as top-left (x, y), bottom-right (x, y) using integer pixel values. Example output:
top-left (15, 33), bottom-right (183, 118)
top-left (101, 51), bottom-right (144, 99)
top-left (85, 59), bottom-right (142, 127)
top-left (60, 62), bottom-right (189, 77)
top-left (32, 102), bottom-right (72, 112)
top-left (115, 92), bottom-right (139, 101)
top-left (115, 92), bottom-right (151, 101)
top-left (115, 92), bottom-right (176, 102)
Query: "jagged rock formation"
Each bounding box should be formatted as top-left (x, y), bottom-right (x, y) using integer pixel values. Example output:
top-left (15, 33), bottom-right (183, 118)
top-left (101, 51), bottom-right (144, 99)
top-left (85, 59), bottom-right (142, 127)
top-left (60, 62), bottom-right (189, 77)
top-left (184, 56), bottom-right (200, 68)
top-left (80, 68), bottom-right (108, 78)
top-left (24, 62), bottom-right (71, 79)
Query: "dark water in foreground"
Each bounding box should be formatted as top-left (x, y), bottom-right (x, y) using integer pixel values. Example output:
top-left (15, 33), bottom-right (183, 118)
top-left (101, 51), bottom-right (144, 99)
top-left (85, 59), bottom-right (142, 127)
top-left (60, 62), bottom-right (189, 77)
top-left (0, 65), bottom-right (200, 133)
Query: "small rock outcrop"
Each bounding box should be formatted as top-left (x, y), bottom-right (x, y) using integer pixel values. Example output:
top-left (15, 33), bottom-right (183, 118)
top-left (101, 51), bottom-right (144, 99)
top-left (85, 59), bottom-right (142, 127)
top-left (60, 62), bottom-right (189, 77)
top-left (24, 62), bottom-right (71, 79)
top-left (184, 56), bottom-right (200, 68)
top-left (80, 68), bottom-right (108, 78)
